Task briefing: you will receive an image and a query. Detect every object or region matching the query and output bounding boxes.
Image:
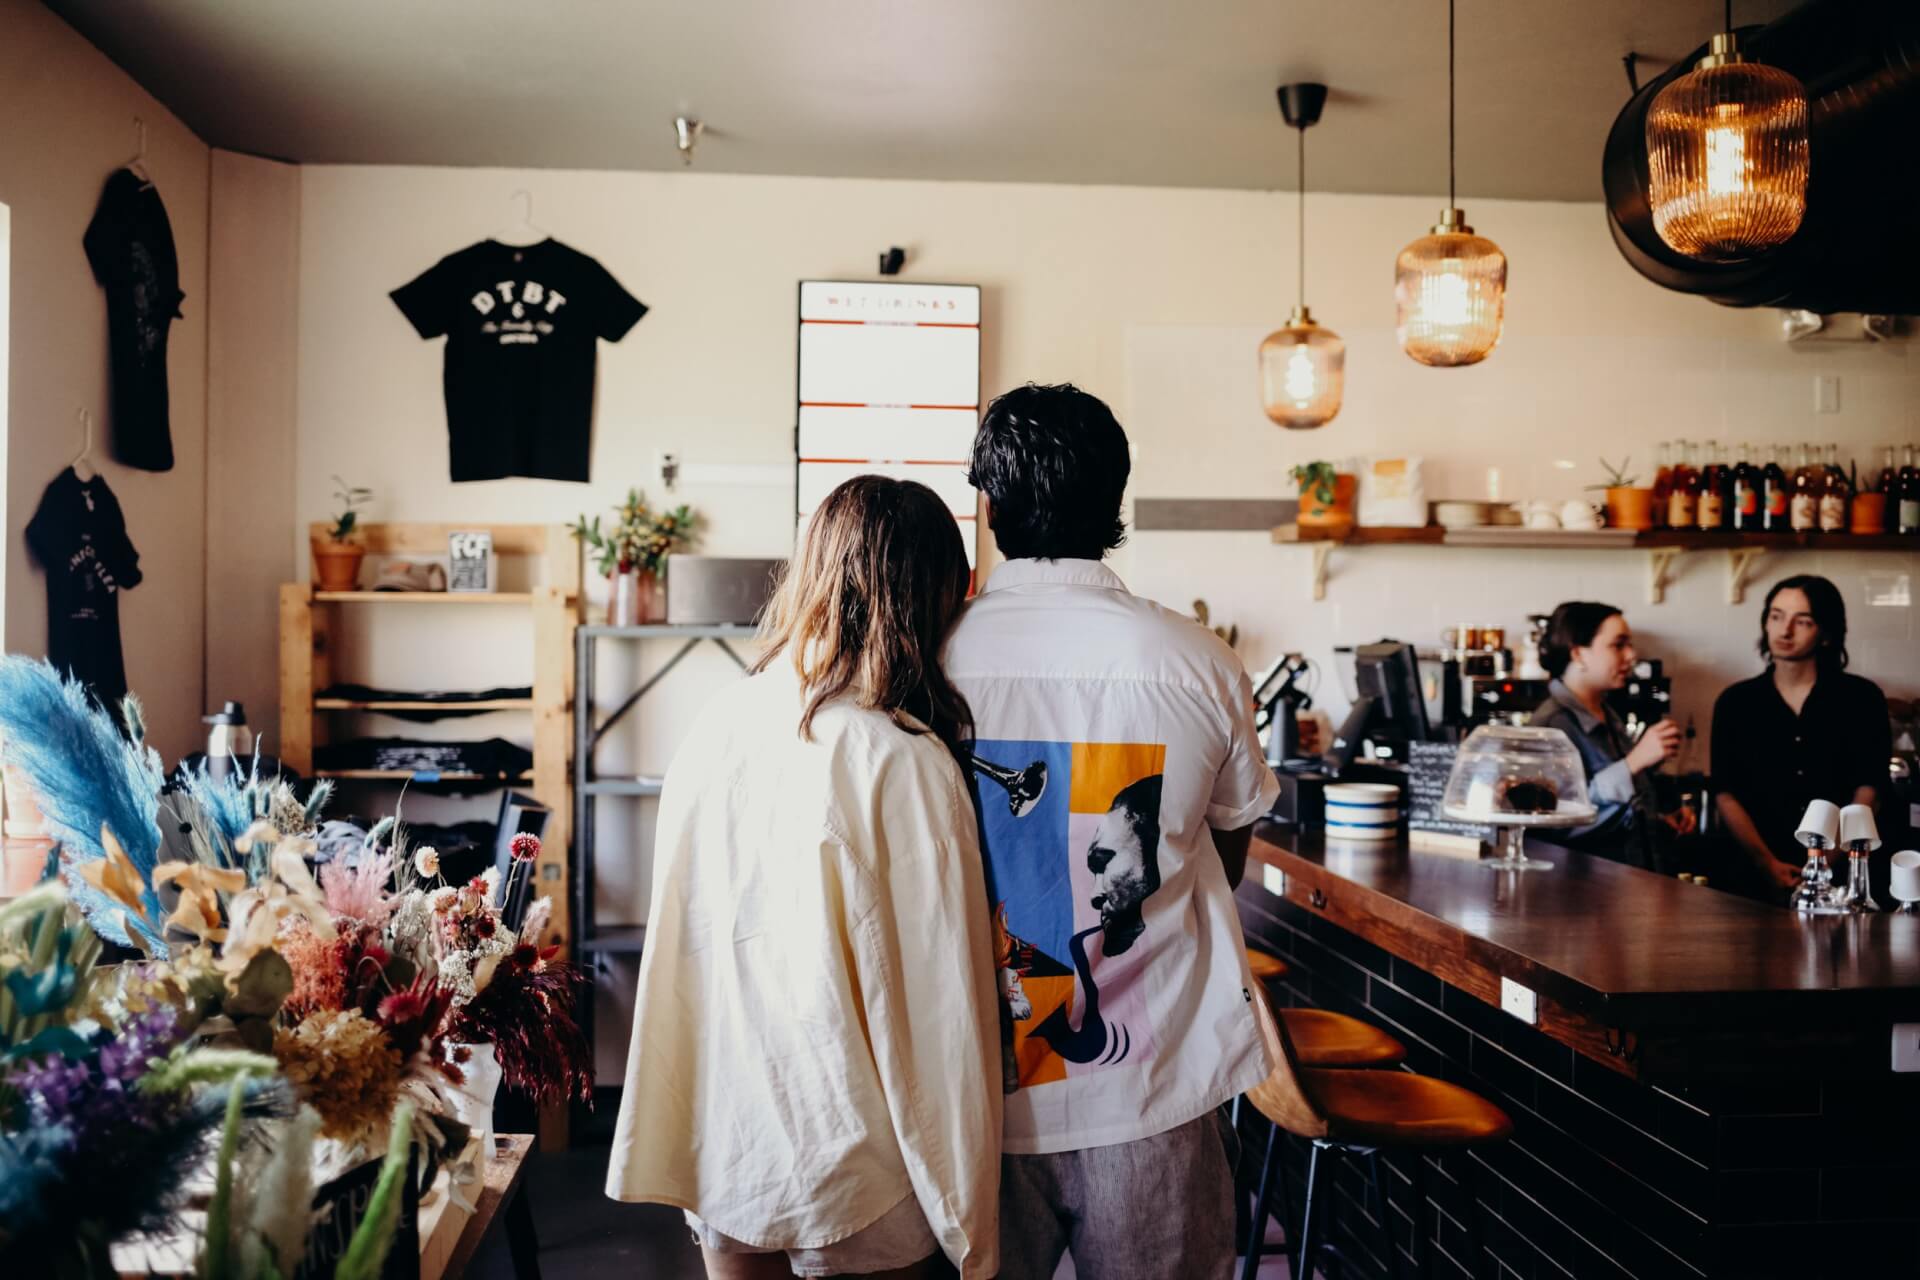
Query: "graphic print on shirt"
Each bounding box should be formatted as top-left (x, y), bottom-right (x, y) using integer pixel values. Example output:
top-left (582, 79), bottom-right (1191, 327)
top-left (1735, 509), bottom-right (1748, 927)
top-left (970, 739), bottom-right (1166, 1090)
top-left (469, 278), bottom-right (569, 345)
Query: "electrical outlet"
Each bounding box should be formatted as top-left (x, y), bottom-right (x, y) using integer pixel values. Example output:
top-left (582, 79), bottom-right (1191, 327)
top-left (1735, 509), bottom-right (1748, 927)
top-left (1894, 1023), bottom-right (1920, 1073)
top-left (1262, 863), bottom-right (1287, 898)
top-left (1500, 976), bottom-right (1538, 1025)
top-left (1815, 375), bottom-right (1841, 414)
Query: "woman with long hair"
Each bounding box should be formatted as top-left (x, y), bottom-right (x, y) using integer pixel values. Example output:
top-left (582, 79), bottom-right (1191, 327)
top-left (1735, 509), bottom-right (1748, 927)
top-left (606, 476), bottom-right (1001, 1279)
top-left (1528, 601), bottom-right (1686, 869)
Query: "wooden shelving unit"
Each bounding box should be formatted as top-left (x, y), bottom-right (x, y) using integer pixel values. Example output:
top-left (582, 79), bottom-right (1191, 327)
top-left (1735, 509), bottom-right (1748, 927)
top-left (1274, 522), bottom-right (1920, 604)
top-left (280, 521), bottom-right (579, 943)
top-left (312, 590), bottom-right (537, 604)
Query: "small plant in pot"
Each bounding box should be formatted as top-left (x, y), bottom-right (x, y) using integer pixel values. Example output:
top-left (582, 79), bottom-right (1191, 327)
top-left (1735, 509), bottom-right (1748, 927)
top-left (1586, 458), bottom-right (1654, 531)
top-left (570, 489), bottom-right (699, 625)
top-left (312, 476), bottom-right (373, 591)
top-left (1290, 460), bottom-right (1357, 534)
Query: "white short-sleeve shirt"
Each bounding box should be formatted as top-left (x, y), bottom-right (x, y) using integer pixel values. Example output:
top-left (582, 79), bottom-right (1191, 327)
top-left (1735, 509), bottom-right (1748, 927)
top-left (944, 558), bottom-right (1280, 1155)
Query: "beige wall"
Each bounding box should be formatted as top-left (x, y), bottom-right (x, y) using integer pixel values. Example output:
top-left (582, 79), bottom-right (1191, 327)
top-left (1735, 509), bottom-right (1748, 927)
top-left (292, 167), bottom-right (1918, 1072)
top-left (0, 0), bottom-right (210, 763)
top-left (206, 150), bottom-right (301, 753)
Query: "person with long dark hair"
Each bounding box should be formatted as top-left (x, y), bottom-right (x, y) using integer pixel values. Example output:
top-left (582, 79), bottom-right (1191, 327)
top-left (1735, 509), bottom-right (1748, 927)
top-left (1527, 602), bottom-right (1685, 869)
top-left (606, 476), bottom-right (1001, 1280)
top-left (1711, 574), bottom-right (1893, 900)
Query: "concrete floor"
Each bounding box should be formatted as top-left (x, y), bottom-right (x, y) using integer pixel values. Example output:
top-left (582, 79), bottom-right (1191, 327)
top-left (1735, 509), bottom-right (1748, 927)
top-left (469, 1136), bottom-right (1300, 1280)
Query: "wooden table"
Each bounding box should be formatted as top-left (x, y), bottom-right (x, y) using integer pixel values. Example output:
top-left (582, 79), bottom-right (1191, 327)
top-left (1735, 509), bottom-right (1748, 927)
top-left (434, 1134), bottom-right (540, 1280)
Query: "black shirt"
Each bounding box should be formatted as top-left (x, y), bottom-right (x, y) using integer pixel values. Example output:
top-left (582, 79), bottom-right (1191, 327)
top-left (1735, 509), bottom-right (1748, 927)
top-left (1710, 669), bottom-right (1892, 864)
top-left (391, 239), bottom-right (645, 482)
top-left (25, 469), bottom-right (143, 710)
top-left (84, 169), bottom-right (184, 472)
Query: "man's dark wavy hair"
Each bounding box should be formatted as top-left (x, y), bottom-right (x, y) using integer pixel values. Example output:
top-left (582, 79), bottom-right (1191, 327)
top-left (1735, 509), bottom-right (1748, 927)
top-left (968, 383), bottom-right (1130, 561)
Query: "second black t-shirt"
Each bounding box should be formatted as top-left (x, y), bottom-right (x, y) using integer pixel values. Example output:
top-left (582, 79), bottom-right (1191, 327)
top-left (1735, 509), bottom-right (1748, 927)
top-left (391, 239), bottom-right (646, 482)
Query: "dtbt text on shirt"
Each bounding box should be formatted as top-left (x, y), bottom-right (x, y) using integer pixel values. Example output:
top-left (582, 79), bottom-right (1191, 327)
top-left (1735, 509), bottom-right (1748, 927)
top-left (391, 239), bottom-right (645, 482)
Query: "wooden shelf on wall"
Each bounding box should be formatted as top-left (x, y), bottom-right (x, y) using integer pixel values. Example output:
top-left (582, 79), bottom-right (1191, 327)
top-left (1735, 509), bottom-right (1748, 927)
top-left (315, 698), bottom-right (535, 713)
top-left (316, 769), bottom-right (535, 784)
top-left (312, 591), bottom-right (535, 604)
top-left (1272, 523), bottom-right (1920, 604)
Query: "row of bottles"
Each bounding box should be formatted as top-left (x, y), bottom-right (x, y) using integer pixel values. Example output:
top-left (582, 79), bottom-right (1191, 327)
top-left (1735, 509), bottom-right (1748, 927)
top-left (1650, 441), bottom-right (1920, 535)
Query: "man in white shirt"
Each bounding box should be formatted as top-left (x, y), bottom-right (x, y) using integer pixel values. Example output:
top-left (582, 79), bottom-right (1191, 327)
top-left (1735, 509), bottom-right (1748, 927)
top-left (945, 383), bottom-right (1281, 1279)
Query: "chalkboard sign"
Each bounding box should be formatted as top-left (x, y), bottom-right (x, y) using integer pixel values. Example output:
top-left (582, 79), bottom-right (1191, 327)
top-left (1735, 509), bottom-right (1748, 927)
top-left (1406, 741), bottom-right (1495, 844)
top-left (447, 530), bottom-right (494, 593)
top-left (297, 1149), bottom-right (420, 1279)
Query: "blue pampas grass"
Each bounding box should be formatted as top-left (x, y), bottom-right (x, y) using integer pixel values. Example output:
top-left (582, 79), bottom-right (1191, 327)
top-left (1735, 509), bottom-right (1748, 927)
top-left (0, 657), bottom-right (165, 948)
top-left (177, 756), bottom-right (262, 859)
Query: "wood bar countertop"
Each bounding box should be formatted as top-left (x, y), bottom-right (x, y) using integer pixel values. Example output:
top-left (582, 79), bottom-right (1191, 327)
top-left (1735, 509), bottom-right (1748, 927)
top-left (1249, 822), bottom-right (1920, 1078)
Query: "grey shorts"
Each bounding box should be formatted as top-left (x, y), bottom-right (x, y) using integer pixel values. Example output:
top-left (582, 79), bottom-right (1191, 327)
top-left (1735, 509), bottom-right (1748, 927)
top-left (685, 1193), bottom-right (938, 1277)
top-left (996, 1108), bottom-right (1239, 1280)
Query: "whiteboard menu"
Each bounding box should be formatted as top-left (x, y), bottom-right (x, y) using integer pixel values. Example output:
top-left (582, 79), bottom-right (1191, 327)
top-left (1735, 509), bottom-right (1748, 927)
top-left (796, 281), bottom-right (982, 566)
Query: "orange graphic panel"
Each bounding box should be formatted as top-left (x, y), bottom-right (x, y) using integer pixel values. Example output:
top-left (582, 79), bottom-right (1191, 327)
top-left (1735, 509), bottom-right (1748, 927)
top-left (1013, 975), bottom-right (1075, 1087)
top-left (1068, 743), bottom-right (1167, 815)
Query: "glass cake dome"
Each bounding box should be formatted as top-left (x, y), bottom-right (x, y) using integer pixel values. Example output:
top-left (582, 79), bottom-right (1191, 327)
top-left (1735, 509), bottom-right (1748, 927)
top-left (1442, 724), bottom-right (1597, 871)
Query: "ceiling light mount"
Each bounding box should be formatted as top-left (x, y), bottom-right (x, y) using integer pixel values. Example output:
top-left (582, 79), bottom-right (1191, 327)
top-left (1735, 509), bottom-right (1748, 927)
top-left (1276, 83), bottom-right (1328, 131)
top-left (674, 115), bottom-right (704, 166)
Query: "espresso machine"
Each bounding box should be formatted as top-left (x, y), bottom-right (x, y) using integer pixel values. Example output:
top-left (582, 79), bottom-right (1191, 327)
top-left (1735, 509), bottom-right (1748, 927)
top-left (1418, 623), bottom-right (1549, 733)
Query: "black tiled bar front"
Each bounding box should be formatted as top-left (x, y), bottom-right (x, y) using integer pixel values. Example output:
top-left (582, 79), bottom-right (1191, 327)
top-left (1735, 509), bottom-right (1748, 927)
top-left (1235, 877), bottom-right (1920, 1279)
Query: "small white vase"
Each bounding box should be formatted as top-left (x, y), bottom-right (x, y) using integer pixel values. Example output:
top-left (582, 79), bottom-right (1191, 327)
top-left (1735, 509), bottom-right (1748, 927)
top-left (450, 1041), bottom-right (502, 1158)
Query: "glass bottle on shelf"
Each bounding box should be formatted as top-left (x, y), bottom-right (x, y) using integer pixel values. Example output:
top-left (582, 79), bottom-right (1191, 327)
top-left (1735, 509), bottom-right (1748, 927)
top-left (1763, 445), bottom-right (1791, 532)
top-left (1668, 441), bottom-right (1699, 529)
top-left (1900, 444), bottom-right (1920, 536)
top-left (1818, 443), bottom-right (1850, 532)
top-left (1876, 445), bottom-right (1898, 500)
top-left (1790, 443), bottom-right (1819, 531)
top-left (1697, 440), bottom-right (1727, 530)
top-left (1732, 444), bottom-right (1761, 532)
top-left (1649, 442), bottom-right (1674, 530)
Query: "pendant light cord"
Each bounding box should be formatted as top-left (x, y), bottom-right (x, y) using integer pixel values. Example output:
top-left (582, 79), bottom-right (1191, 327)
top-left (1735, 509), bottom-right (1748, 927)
top-left (1297, 125), bottom-right (1306, 311)
top-left (1447, 0), bottom-right (1456, 210)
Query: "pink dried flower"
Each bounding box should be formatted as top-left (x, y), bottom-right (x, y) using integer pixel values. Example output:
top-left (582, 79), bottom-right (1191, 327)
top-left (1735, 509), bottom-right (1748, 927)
top-left (320, 851), bottom-right (395, 926)
top-left (509, 833), bottom-right (542, 862)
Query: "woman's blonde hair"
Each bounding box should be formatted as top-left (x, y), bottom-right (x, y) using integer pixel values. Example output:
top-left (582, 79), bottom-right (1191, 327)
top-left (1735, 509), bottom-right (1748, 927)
top-left (753, 476), bottom-right (973, 757)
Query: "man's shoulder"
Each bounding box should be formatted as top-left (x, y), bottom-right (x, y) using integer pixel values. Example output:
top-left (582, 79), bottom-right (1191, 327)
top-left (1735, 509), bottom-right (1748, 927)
top-left (1829, 669), bottom-right (1888, 708)
top-left (950, 587), bottom-right (1243, 683)
top-left (1715, 671), bottom-right (1772, 712)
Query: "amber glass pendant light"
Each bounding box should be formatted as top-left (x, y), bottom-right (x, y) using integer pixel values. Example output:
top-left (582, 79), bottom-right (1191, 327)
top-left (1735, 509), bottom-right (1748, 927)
top-left (1645, 0), bottom-right (1808, 262)
top-left (1261, 84), bottom-right (1344, 429)
top-left (1395, 0), bottom-right (1506, 368)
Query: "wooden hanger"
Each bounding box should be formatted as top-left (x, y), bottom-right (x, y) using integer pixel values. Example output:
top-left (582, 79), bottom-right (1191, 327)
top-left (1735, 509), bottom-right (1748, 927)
top-left (71, 407), bottom-right (98, 481)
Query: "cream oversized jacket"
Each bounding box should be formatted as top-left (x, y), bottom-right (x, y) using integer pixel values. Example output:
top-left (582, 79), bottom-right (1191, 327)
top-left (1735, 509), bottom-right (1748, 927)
top-left (605, 662), bottom-right (1001, 1280)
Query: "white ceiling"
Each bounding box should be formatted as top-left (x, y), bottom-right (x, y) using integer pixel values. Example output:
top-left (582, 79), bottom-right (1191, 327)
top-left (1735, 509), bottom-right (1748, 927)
top-left (44, 0), bottom-right (1804, 202)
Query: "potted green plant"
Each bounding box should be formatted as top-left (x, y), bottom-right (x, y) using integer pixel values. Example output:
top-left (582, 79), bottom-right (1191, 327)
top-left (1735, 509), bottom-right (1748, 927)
top-left (569, 489), bottom-right (699, 624)
top-left (1585, 458), bottom-right (1653, 531)
top-left (312, 476), bottom-right (373, 591)
top-left (1290, 460), bottom-right (1357, 534)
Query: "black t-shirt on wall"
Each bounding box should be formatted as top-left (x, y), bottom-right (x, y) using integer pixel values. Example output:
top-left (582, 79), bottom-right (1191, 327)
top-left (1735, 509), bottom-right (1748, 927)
top-left (391, 239), bottom-right (645, 482)
top-left (84, 169), bottom-right (184, 473)
top-left (25, 468), bottom-right (143, 711)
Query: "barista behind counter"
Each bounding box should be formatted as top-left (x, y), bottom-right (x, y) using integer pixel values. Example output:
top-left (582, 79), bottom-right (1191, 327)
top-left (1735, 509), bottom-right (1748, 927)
top-left (1712, 575), bottom-right (1893, 901)
top-left (1527, 602), bottom-right (1688, 872)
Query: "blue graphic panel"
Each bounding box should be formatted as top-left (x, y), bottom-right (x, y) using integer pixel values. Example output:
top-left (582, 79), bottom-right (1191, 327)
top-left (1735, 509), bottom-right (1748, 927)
top-left (968, 738), bottom-right (1074, 968)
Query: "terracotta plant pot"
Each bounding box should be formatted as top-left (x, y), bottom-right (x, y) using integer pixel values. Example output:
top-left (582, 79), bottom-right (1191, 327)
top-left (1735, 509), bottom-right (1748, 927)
top-left (311, 536), bottom-right (367, 592)
top-left (1297, 473), bottom-right (1358, 535)
top-left (1604, 486), bottom-right (1656, 532)
top-left (1850, 492), bottom-right (1888, 535)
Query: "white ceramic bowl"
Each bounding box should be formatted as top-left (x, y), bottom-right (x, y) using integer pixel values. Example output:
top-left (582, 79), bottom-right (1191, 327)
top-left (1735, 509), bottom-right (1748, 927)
top-left (1434, 501), bottom-right (1489, 529)
top-left (1324, 782), bottom-right (1401, 840)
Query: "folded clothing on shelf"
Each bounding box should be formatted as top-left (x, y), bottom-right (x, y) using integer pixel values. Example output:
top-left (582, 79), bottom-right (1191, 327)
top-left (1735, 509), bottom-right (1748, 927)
top-left (317, 683), bottom-right (533, 722)
top-left (313, 736), bottom-right (533, 778)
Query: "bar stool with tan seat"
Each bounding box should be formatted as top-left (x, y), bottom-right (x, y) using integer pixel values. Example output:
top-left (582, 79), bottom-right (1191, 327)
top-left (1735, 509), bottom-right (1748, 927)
top-left (1232, 950), bottom-right (1411, 1264)
top-left (1237, 986), bottom-right (1513, 1280)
